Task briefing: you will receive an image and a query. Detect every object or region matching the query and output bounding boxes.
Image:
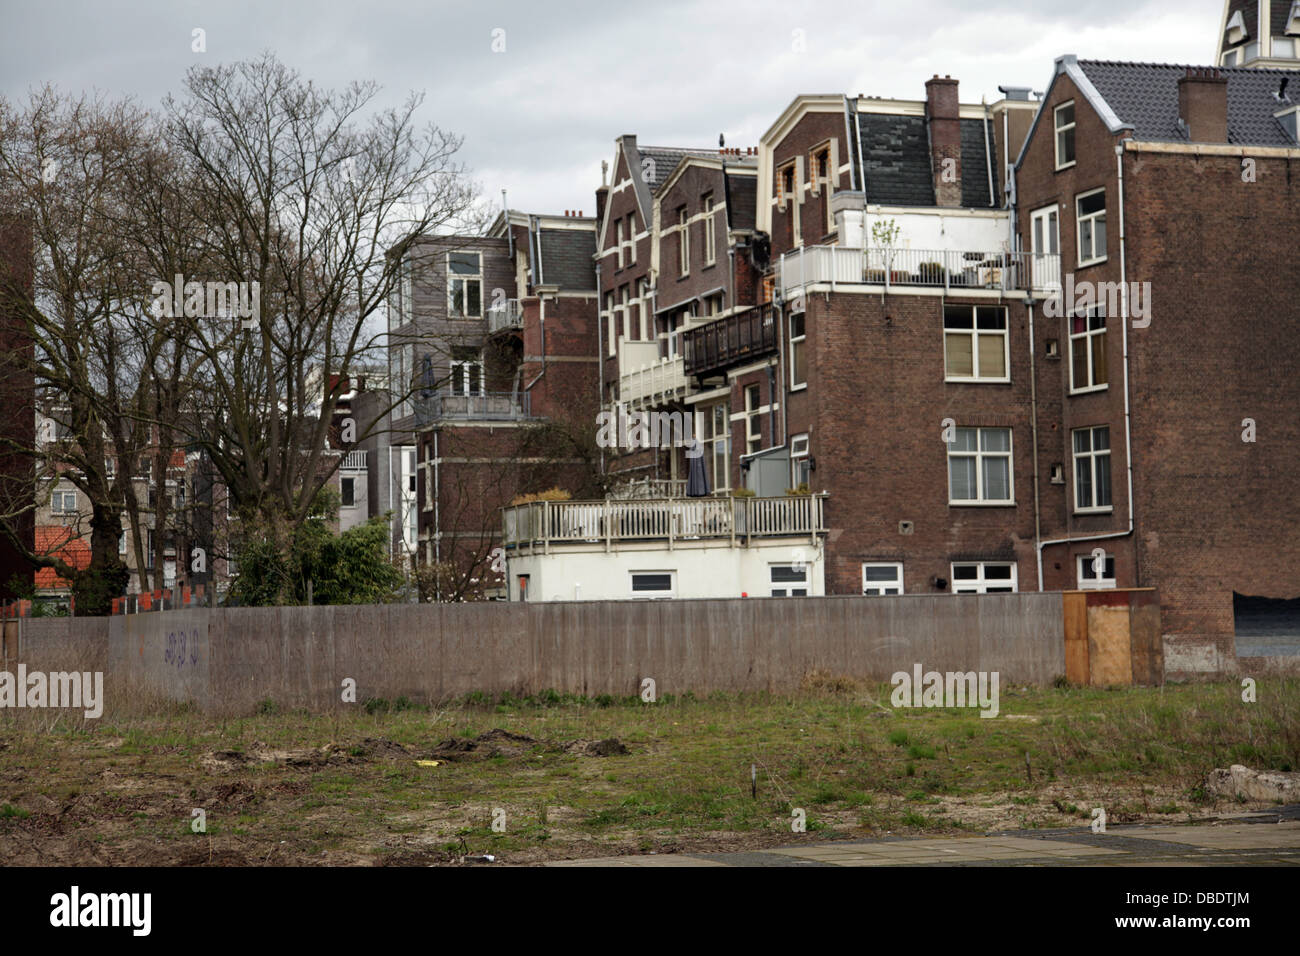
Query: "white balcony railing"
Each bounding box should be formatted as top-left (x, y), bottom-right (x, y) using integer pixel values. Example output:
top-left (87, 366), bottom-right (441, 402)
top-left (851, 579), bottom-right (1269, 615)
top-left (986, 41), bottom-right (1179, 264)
top-left (341, 450), bottom-right (367, 471)
top-left (617, 339), bottom-right (687, 407)
top-left (487, 299), bottom-right (523, 333)
top-left (503, 493), bottom-right (827, 552)
top-left (778, 245), bottom-right (1062, 298)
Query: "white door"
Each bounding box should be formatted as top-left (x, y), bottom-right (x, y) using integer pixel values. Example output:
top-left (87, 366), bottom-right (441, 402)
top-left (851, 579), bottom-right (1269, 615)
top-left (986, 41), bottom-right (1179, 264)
top-left (1030, 205), bottom-right (1061, 297)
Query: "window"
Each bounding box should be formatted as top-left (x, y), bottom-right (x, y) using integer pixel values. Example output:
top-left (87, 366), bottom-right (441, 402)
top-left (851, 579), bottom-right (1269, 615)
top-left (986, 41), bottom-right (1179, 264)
top-left (1077, 553), bottom-right (1116, 589)
top-left (447, 251), bottom-right (482, 318)
top-left (951, 562), bottom-right (1017, 593)
top-left (630, 571), bottom-right (675, 598)
top-left (1054, 101), bottom-right (1076, 169)
top-left (605, 291), bottom-right (616, 354)
top-left (638, 279), bottom-right (650, 340)
top-left (52, 489), bottom-right (76, 513)
top-left (517, 574), bottom-right (530, 602)
top-left (771, 564), bottom-right (808, 597)
top-left (615, 219), bottom-right (625, 269)
top-left (1072, 426), bottom-right (1112, 512)
top-left (396, 343), bottom-right (414, 418)
top-left (702, 193), bottom-right (716, 266)
top-left (1222, 48), bottom-right (1239, 66)
top-left (1075, 189), bottom-right (1107, 266)
top-left (626, 214), bottom-right (637, 264)
top-left (790, 434), bottom-right (810, 487)
top-left (698, 401), bottom-right (730, 492)
top-left (815, 147), bottom-right (833, 233)
top-left (1273, 37), bottom-right (1297, 58)
top-left (863, 562), bottom-right (904, 595)
top-left (400, 256), bottom-right (413, 326)
top-left (449, 347), bottom-right (483, 396)
top-left (678, 206), bottom-right (690, 275)
top-left (146, 529), bottom-right (156, 569)
top-left (619, 285), bottom-right (631, 341)
top-left (779, 164), bottom-right (795, 208)
top-left (118, 531), bottom-right (126, 554)
top-left (948, 427), bottom-right (1013, 505)
top-left (789, 311), bottom-right (807, 389)
top-left (1069, 306), bottom-right (1107, 392)
top-left (744, 384), bottom-right (762, 454)
top-left (944, 306), bottom-right (1008, 381)
top-left (341, 477), bottom-right (355, 507)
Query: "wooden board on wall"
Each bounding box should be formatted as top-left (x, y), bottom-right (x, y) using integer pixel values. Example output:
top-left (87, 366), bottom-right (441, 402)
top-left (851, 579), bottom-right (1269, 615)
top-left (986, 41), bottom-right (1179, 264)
top-left (1063, 591), bottom-right (1089, 685)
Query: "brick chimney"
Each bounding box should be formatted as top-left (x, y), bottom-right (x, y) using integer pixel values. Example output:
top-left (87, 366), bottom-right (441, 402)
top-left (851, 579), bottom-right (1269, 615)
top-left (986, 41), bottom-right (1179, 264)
top-left (926, 75), bottom-right (962, 207)
top-left (1178, 68), bottom-right (1229, 143)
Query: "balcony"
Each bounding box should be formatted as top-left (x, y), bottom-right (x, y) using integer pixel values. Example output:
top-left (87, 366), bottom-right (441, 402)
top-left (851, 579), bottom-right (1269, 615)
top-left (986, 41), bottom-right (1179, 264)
top-left (502, 493), bottom-right (827, 553)
top-left (617, 340), bottom-right (687, 408)
top-left (487, 299), bottom-right (523, 334)
top-left (684, 307), bottom-right (777, 377)
top-left (341, 450), bottom-right (367, 471)
top-left (414, 389), bottom-right (532, 425)
top-left (778, 245), bottom-right (1062, 299)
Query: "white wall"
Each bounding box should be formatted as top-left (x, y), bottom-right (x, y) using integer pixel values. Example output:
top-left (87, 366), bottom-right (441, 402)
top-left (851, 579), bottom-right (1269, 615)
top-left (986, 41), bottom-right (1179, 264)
top-left (836, 207), bottom-right (1010, 253)
top-left (506, 538), bottom-right (825, 602)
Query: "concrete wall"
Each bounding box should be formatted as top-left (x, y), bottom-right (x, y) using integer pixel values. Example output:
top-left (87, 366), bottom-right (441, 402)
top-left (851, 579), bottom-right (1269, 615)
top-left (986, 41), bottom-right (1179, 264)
top-left (11, 592), bottom-right (1067, 715)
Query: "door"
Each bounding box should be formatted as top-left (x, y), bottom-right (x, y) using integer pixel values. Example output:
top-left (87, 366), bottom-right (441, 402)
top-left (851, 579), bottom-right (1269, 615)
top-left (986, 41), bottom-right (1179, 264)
top-left (1030, 205), bottom-right (1060, 296)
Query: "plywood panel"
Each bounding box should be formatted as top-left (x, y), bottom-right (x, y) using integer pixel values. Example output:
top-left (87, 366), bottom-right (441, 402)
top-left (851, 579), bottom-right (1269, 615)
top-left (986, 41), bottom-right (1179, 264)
top-left (1063, 591), bottom-right (1089, 685)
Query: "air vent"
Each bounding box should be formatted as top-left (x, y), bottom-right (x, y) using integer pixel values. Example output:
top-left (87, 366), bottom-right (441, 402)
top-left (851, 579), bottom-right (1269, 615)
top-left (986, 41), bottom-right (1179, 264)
top-left (1050, 464), bottom-right (1065, 484)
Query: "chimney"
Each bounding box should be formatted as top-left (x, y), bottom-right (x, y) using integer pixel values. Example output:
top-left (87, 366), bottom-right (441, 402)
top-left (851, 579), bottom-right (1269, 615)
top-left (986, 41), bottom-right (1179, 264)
top-left (595, 185), bottom-right (608, 225)
top-left (1178, 68), bottom-right (1229, 143)
top-left (926, 75), bottom-right (962, 207)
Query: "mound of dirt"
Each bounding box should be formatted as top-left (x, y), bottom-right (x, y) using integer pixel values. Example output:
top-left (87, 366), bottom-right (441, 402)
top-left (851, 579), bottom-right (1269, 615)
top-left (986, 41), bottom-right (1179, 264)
top-left (355, 738), bottom-right (410, 760)
top-left (565, 738), bottom-right (630, 757)
top-left (429, 729), bottom-right (539, 761)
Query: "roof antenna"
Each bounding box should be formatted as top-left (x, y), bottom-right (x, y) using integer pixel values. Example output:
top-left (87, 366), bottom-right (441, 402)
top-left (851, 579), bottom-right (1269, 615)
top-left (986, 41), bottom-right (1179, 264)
top-left (719, 133), bottom-right (725, 149)
top-left (601, 159), bottom-right (608, 186)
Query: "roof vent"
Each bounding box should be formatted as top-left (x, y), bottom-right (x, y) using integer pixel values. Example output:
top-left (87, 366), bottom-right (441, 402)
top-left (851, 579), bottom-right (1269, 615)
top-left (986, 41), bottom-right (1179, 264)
top-left (997, 85), bottom-right (1033, 101)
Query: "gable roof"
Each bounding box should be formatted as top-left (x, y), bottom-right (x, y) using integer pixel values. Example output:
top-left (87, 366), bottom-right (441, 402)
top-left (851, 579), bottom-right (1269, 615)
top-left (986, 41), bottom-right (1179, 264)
top-left (1015, 55), bottom-right (1300, 170)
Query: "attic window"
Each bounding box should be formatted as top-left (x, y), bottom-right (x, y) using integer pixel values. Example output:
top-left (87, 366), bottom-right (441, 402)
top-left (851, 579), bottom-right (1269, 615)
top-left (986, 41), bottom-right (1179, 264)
top-left (1225, 10), bottom-right (1247, 46)
top-left (1288, 2), bottom-right (1300, 36)
top-left (1276, 105), bottom-right (1300, 144)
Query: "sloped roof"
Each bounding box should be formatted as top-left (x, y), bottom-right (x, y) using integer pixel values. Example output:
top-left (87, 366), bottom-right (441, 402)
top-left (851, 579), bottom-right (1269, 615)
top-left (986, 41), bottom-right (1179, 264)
top-left (726, 172), bottom-right (757, 230)
top-left (537, 227), bottom-right (596, 291)
top-left (854, 112), bottom-right (1002, 208)
top-left (1077, 59), bottom-right (1300, 146)
top-left (637, 146), bottom-right (719, 193)
top-left (34, 525), bottom-right (89, 590)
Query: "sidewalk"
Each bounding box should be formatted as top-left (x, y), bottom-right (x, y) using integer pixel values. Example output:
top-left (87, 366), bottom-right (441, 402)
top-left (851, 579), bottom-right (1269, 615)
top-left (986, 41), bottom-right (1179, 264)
top-left (547, 808), bottom-right (1300, 867)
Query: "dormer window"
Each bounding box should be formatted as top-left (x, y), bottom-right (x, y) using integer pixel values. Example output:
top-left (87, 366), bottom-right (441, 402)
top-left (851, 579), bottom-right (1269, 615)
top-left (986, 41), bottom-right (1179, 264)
top-left (1276, 105), bottom-right (1300, 144)
top-left (1288, 1), bottom-right (1300, 36)
top-left (1225, 10), bottom-right (1247, 46)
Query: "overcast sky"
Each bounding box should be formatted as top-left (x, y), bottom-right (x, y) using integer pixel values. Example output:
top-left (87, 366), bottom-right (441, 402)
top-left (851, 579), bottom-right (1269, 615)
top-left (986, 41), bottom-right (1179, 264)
top-left (1, 0), bottom-right (1223, 221)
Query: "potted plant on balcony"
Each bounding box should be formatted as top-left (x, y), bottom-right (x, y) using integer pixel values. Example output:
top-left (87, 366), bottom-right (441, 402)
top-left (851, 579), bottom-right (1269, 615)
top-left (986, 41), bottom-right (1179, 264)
top-left (917, 261), bottom-right (946, 285)
top-left (870, 217), bottom-right (901, 282)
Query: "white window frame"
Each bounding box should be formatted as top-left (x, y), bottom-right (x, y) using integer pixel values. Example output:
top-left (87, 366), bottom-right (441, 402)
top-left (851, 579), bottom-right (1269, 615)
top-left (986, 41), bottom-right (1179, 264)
top-left (1072, 425), bottom-right (1112, 513)
top-left (862, 562), bottom-right (904, 595)
top-left (698, 401), bottom-right (731, 493)
top-left (743, 383), bottom-right (762, 454)
top-left (702, 193), bottom-right (716, 266)
top-left (52, 489), bottom-right (76, 514)
top-left (446, 251), bottom-right (482, 319)
top-left (1076, 553), bottom-right (1116, 590)
top-left (1075, 188), bottom-right (1107, 267)
top-left (947, 426), bottom-right (1014, 506)
top-left (789, 310), bottom-right (807, 390)
top-left (615, 219), bottom-right (626, 269)
top-left (1054, 101), bottom-right (1076, 170)
top-left (618, 286), bottom-right (630, 341)
top-left (626, 214), bottom-right (637, 264)
top-left (813, 146), bottom-right (833, 234)
top-left (678, 206), bottom-right (690, 276)
top-left (604, 291), bottom-right (616, 355)
top-left (778, 162), bottom-right (795, 211)
top-left (449, 353), bottom-right (484, 396)
top-left (1068, 305), bottom-right (1108, 394)
top-left (790, 433), bottom-right (810, 488)
top-left (770, 563), bottom-right (808, 597)
top-left (943, 305), bottom-right (1009, 383)
top-left (951, 562), bottom-right (1018, 594)
top-left (630, 570), bottom-right (676, 599)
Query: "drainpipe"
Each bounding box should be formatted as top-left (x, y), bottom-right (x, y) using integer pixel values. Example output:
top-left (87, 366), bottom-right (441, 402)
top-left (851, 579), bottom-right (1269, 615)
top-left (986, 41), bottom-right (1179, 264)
top-left (526, 292), bottom-right (547, 390)
top-left (433, 428), bottom-right (440, 600)
top-left (983, 99), bottom-right (995, 207)
top-left (596, 261), bottom-right (604, 475)
top-left (1035, 141), bottom-right (1136, 589)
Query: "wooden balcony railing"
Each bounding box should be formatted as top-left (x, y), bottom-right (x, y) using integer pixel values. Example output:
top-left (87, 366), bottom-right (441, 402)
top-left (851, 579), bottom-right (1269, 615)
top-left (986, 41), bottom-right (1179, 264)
top-left (683, 307), bottom-right (777, 377)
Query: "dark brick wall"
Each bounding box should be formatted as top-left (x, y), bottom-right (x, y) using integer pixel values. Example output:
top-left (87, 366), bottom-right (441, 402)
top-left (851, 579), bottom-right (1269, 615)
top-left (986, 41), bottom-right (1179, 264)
top-left (769, 110), bottom-right (849, 257)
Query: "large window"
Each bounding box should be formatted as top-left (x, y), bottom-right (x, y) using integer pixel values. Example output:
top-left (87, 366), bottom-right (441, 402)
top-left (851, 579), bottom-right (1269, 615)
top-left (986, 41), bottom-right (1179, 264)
top-left (1072, 425), bottom-right (1112, 512)
top-left (341, 477), bottom-right (355, 507)
top-left (863, 563), bottom-right (903, 595)
top-left (770, 565), bottom-right (808, 597)
top-left (631, 571), bottom-right (675, 599)
top-left (1069, 306), bottom-right (1107, 392)
top-left (702, 193), bottom-right (716, 266)
top-left (1076, 189), bottom-right (1107, 266)
top-left (789, 311), bottom-right (807, 389)
top-left (815, 146), bottom-right (833, 233)
top-left (951, 562), bottom-right (1017, 593)
top-left (626, 214), bottom-right (637, 264)
top-left (678, 206), bottom-right (690, 275)
top-left (615, 219), bottom-right (625, 269)
top-left (698, 401), bottom-right (730, 492)
top-left (605, 291), bottom-right (616, 354)
top-left (619, 285), bottom-right (630, 341)
top-left (944, 305), bottom-right (1008, 381)
top-left (447, 251), bottom-right (482, 318)
top-left (51, 488), bottom-right (77, 514)
top-left (449, 347), bottom-right (484, 396)
top-left (1054, 101), bottom-right (1076, 169)
top-left (744, 384), bottom-right (762, 454)
top-left (948, 427), bottom-right (1013, 505)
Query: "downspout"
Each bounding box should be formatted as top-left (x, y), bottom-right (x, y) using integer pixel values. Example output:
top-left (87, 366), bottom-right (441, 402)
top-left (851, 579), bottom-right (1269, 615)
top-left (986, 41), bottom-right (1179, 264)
top-left (502, 189), bottom-right (512, 261)
top-left (983, 99), bottom-right (995, 207)
top-left (526, 293), bottom-right (547, 389)
top-left (596, 261), bottom-right (604, 475)
top-left (433, 429), bottom-right (440, 600)
top-left (1027, 300), bottom-right (1042, 573)
top-left (1035, 141), bottom-right (1136, 589)
top-left (853, 98), bottom-right (867, 240)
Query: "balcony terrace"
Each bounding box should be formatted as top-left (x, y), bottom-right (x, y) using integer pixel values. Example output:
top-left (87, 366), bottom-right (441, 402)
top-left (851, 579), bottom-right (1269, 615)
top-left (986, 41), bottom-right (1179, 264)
top-left (778, 245), bottom-right (1061, 299)
top-left (616, 340), bottom-right (688, 409)
top-left (414, 389), bottom-right (532, 426)
top-left (683, 307), bottom-right (777, 378)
